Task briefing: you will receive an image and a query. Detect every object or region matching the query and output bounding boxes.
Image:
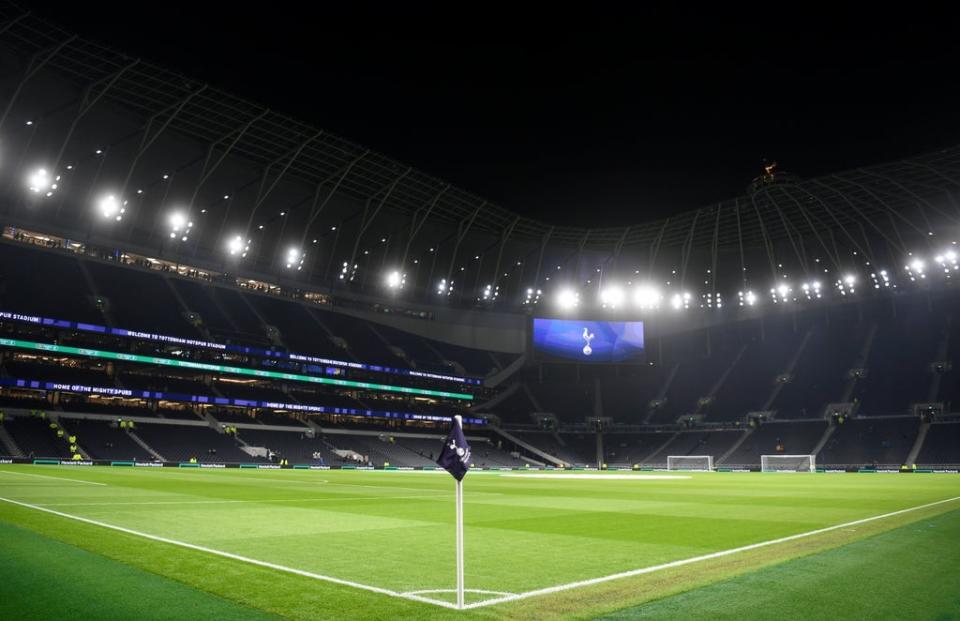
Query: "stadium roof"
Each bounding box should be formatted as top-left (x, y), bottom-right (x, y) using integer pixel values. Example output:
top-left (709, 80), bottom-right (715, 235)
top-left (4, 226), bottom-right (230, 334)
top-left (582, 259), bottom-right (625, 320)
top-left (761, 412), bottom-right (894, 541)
top-left (1, 7), bottom-right (959, 306)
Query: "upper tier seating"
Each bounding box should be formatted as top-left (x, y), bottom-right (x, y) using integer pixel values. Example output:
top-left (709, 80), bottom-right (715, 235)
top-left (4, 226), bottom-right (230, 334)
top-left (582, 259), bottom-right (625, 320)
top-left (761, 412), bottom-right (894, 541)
top-left (915, 422), bottom-right (960, 466)
top-left (86, 261), bottom-right (198, 337)
top-left (0, 243), bottom-right (102, 323)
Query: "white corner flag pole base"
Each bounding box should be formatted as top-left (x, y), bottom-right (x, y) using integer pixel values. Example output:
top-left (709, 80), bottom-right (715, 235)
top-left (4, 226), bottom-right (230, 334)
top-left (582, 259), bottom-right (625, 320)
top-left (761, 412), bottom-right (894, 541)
top-left (454, 413), bottom-right (466, 610)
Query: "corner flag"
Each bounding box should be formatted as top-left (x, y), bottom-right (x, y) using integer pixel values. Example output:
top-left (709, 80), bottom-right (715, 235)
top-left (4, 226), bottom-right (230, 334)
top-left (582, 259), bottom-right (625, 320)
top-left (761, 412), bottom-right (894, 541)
top-left (437, 415), bottom-right (471, 481)
top-left (438, 415), bottom-right (469, 608)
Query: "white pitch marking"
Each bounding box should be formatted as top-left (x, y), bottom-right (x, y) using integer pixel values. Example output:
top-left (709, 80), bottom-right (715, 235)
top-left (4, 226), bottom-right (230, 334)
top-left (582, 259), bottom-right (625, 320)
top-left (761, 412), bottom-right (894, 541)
top-left (404, 588), bottom-right (516, 597)
top-left (502, 473), bottom-right (691, 480)
top-left (461, 495), bottom-right (960, 609)
top-left (3, 490), bottom-right (956, 612)
top-left (0, 469), bottom-right (107, 486)
top-left (401, 588), bottom-right (517, 606)
top-left (0, 496), bottom-right (460, 611)
top-left (36, 494), bottom-right (448, 507)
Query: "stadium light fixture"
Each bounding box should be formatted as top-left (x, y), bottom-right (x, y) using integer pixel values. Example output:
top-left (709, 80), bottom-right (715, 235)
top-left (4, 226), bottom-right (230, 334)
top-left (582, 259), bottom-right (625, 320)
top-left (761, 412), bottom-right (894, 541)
top-left (96, 194), bottom-right (125, 221)
top-left (226, 235), bottom-right (249, 258)
top-left (800, 281), bottom-right (822, 300)
top-left (26, 167), bottom-right (60, 197)
top-left (285, 247), bottom-right (304, 270)
top-left (835, 274), bottom-right (856, 296)
top-left (738, 290), bottom-right (757, 307)
top-left (555, 288), bottom-right (579, 310)
top-left (934, 249), bottom-right (958, 275)
top-left (905, 257), bottom-right (926, 281)
top-left (340, 262), bottom-right (358, 282)
top-left (385, 270), bottom-right (405, 290)
top-left (168, 211), bottom-right (193, 241)
top-left (600, 284), bottom-right (625, 309)
top-left (632, 284), bottom-right (662, 310)
top-left (870, 269), bottom-right (892, 289)
top-left (771, 283), bottom-right (792, 303)
top-left (480, 283), bottom-right (499, 301)
top-left (702, 292), bottom-right (723, 309)
top-left (436, 278), bottom-right (454, 296)
top-left (670, 291), bottom-right (692, 310)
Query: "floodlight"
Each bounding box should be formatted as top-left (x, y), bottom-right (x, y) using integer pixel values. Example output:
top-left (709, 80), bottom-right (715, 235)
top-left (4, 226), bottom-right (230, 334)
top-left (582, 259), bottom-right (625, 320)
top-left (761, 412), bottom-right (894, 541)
top-left (670, 291), bottom-right (692, 310)
top-left (632, 284), bottom-right (662, 309)
top-left (600, 285), bottom-right (625, 308)
top-left (385, 270), bottom-right (404, 289)
top-left (27, 167), bottom-right (59, 196)
top-left (556, 288), bottom-right (579, 310)
top-left (285, 247), bottom-right (304, 270)
top-left (168, 211), bottom-right (193, 240)
top-left (480, 284), bottom-right (499, 301)
top-left (96, 194), bottom-right (125, 221)
top-left (436, 278), bottom-right (453, 296)
top-left (226, 235), bottom-right (249, 257)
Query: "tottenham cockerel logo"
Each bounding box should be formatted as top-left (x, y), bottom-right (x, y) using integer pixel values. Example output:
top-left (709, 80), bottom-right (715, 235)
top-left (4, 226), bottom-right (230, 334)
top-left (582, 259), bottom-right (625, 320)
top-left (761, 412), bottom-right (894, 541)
top-left (448, 439), bottom-right (471, 465)
top-left (582, 327), bottom-right (595, 356)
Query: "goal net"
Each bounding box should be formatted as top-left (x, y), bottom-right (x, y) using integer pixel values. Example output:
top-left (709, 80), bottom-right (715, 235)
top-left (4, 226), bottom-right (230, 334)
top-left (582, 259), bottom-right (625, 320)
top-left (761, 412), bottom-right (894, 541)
top-left (761, 454), bottom-right (816, 472)
top-left (667, 455), bottom-right (713, 471)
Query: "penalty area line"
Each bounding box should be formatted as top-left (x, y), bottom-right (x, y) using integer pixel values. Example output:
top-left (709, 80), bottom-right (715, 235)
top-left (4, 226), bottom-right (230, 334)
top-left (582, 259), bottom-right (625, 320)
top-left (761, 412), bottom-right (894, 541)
top-left (461, 495), bottom-right (960, 609)
top-left (0, 496), bottom-right (460, 611)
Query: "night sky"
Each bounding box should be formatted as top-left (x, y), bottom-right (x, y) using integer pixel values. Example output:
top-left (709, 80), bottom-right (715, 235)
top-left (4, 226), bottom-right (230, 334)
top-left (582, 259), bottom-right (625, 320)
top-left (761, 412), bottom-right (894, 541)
top-left (23, 3), bottom-right (960, 227)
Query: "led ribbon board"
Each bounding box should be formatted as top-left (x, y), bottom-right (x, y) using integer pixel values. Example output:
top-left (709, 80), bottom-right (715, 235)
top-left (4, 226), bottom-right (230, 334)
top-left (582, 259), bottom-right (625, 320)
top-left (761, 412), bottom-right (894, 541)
top-left (0, 338), bottom-right (474, 401)
top-left (0, 377), bottom-right (484, 424)
top-left (0, 310), bottom-right (483, 386)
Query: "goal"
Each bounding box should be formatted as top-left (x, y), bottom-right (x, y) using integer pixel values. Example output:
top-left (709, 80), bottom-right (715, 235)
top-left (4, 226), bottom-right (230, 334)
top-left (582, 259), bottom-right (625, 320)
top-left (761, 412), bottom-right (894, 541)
top-left (761, 454), bottom-right (816, 472)
top-left (667, 455), bottom-right (713, 471)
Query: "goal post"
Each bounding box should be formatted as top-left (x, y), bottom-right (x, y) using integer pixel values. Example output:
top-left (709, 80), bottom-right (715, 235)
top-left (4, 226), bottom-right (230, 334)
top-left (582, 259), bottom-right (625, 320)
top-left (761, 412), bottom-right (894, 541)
top-left (666, 455), bottom-right (713, 471)
top-left (761, 454), bottom-right (816, 472)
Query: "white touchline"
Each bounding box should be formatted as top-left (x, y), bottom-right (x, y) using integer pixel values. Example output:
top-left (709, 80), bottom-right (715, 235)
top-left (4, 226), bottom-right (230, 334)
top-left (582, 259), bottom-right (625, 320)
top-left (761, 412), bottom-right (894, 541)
top-left (0, 496), bottom-right (460, 611)
top-left (461, 495), bottom-right (960, 609)
top-left (0, 494), bottom-right (957, 611)
top-left (0, 470), bottom-right (107, 486)
top-left (502, 474), bottom-right (691, 480)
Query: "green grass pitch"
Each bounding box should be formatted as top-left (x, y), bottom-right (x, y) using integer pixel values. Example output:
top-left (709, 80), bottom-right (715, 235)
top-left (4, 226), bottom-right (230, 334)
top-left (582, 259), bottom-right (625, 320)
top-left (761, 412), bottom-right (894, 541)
top-left (1, 465), bottom-right (958, 620)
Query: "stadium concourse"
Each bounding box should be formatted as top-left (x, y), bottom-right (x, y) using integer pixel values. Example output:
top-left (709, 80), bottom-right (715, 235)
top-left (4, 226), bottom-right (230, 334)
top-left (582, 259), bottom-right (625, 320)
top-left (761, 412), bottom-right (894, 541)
top-left (0, 7), bottom-right (960, 621)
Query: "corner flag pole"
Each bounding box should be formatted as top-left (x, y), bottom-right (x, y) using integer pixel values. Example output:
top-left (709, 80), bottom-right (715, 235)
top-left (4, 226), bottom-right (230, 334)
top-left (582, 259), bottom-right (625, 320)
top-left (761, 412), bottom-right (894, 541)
top-left (454, 414), bottom-right (465, 609)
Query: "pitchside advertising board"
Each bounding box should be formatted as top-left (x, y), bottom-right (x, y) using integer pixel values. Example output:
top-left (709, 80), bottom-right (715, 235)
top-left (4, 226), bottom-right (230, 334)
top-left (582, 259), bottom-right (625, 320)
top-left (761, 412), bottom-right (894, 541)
top-left (533, 318), bottom-right (645, 363)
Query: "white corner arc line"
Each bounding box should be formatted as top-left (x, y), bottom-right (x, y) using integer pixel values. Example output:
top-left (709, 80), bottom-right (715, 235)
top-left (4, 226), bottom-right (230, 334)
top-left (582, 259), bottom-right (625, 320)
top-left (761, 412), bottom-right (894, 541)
top-left (461, 495), bottom-right (960, 609)
top-left (400, 589), bottom-right (517, 607)
top-left (0, 470), bottom-right (107, 486)
top-left (0, 496), bottom-right (459, 611)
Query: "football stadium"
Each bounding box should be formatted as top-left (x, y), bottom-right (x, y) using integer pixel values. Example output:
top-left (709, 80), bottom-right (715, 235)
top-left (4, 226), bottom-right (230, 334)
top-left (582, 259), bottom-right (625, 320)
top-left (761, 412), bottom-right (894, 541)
top-left (1, 7), bottom-right (960, 621)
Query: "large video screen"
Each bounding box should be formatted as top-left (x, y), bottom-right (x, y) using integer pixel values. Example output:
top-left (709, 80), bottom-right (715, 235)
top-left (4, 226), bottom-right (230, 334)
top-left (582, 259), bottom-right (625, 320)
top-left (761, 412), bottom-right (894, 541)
top-left (532, 318), bottom-right (644, 363)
